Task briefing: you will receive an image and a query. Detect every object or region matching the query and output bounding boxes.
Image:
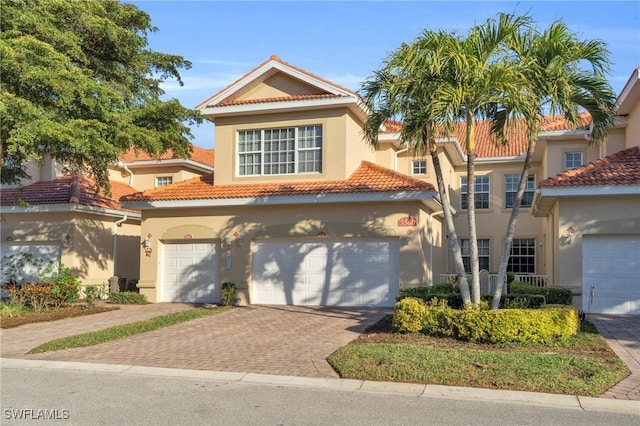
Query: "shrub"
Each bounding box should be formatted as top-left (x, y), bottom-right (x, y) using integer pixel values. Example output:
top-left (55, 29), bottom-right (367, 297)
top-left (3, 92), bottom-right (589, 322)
top-left (398, 284), bottom-right (458, 301)
top-left (109, 292), bottom-right (147, 304)
top-left (84, 286), bottom-right (98, 308)
top-left (39, 263), bottom-right (81, 308)
top-left (221, 282), bottom-right (236, 306)
top-left (409, 305), bottom-right (579, 344)
top-left (509, 282), bottom-right (573, 305)
top-left (392, 297), bottom-right (427, 332)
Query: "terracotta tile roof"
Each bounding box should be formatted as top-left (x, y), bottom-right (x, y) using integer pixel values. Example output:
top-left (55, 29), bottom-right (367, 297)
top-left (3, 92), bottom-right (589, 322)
top-left (539, 147), bottom-right (640, 188)
top-left (217, 93), bottom-right (342, 106)
top-left (119, 145), bottom-right (215, 168)
top-left (121, 161), bottom-right (434, 202)
top-left (1, 176), bottom-right (139, 213)
top-left (197, 55), bottom-right (358, 110)
top-left (383, 113), bottom-right (592, 157)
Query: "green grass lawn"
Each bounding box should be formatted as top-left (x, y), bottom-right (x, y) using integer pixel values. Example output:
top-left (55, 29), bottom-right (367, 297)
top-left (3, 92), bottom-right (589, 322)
top-left (28, 306), bottom-right (230, 354)
top-left (327, 317), bottom-right (629, 397)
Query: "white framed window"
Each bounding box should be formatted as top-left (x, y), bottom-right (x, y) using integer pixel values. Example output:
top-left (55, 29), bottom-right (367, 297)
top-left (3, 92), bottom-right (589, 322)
top-left (155, 176), bottom-right (173, 187)
top-left (564, 152), bottom-right (583, 169)
top-left (461, 239), bottom-right (490, 272)
top-left (505, 174), bottom-right (535, 208)
top-left (508, 239), bottom-right (536, 274)
top-left (461, 176), bottom-right (490, 210)
top-left (412, 160), bottom-right (427, 175)
top-left (237, 125), bottom-right (322, 176)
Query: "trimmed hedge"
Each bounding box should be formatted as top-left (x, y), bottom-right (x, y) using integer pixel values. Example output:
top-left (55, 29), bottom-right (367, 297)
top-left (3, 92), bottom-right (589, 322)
top-left (510, 282), bottom-right (573, 305)
top-left (399, 291), bottom-right (545, 309)
top-left (393, 297), bottom-right (579, 344)
top-left (109, 292), bottom-right (147, 304)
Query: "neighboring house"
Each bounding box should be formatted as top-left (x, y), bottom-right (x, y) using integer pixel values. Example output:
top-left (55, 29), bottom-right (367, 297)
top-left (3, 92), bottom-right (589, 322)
top-left (532, 68), bottom-right (640, 315)
top-left (100, 57), bottom-right (640, 313)
top-left (0, 146), bottom-right (214, 289)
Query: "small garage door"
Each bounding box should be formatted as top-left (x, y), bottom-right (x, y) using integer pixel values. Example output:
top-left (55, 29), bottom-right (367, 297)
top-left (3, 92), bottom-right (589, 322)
top-left (0, 243), bottom-right (61, 283)
top-left (252, 239), bottom-right (399, 307)
top-left (582, 235), bottom-right (640, 314)
top-left (161, 242), bottom-right (219, 303)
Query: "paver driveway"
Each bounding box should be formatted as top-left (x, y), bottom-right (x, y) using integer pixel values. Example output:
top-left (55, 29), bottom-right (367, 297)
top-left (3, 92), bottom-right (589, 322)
top-left (2, 305), bottom-right (390, 378)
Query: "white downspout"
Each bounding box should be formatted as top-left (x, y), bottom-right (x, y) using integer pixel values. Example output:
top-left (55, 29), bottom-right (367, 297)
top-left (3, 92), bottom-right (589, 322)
top-left (394, 147), bottom-right (408, 171)
top-left (428, 210), bottom-right (444, 286)
top-left (112, 215), bottom-right (128, 276)
top-left (117, 161), bottom-right (134, 187)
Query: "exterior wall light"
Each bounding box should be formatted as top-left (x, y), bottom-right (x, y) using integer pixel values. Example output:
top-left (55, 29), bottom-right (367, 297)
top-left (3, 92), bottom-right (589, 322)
top-left (565, 226), bottom-right (575, 245)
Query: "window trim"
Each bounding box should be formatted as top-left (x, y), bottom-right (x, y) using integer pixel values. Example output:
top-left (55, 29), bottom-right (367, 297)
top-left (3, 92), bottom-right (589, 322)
top-left (461, 175), bottom-right (490, 210)
top-left (504, 174), bottom-right (535, 208)
top-left (564, 151), bottom-right (583, 170)
top-left (507, 238), bottom-right (536, 274)
top-left (411, 159), bottom-right (427, 175)
top-left (155, 176), bottom-right (173, 187)
top-left (236, 125), bottom-right (322, 177)
top-left (461, 238), bottom-right (490, 273)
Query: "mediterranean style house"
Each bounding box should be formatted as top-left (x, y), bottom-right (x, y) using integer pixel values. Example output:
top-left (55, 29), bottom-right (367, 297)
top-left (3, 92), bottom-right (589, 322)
top-left (120, 56), bottom-right (639, 314)
top-left (0, 146), bottom-right (214, 289)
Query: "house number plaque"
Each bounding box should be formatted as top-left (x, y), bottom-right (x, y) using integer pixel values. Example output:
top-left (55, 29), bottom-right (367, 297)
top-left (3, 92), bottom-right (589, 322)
top-left (397, 216), bottom-right (418, 227)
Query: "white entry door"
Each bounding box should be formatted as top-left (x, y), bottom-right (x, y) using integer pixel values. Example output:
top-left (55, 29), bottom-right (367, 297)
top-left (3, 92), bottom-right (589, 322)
top-left (582, 235), bottom-right (640, 314)
top-left (252, 239), bottom-right (399, 307)
top-left (161, 242), bottom-right (219, 303)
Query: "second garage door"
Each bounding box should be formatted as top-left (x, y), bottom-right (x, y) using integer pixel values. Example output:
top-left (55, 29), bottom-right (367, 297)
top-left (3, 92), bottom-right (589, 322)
top-left (161, 242), bottom-right (220, 303)
top-left (582, 235), bottom-right (640, 314)
top-left (252, 239), bottom-right (399, 307)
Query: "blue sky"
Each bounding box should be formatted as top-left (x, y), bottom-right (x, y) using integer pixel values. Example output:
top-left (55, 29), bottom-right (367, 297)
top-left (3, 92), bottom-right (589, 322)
top-left (130, 1), bottom-right (640, 148)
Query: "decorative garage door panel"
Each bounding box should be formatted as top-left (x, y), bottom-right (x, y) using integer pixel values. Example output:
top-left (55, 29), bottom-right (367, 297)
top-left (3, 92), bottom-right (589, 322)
top-left (252, 240), bottom-right (399, 307)
top-left (162, 242), bottom-right (219, 303)
top-left (0, 243), bottom-right (61, 283)
top-left (582, 235), bottom-right (640, 314)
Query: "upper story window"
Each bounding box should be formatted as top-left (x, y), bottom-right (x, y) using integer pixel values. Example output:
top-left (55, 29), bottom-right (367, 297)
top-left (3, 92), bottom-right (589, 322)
top-left (505, 174), bottom-right (535, 208)
top-left (564, 152), bottom-right (583, 169)
top-left (155, 176), bottom-right (173, 187)
top-left (461, 176), bottom-right (490, 210)
top-left (412, 160), bottom-right (427, 175)
top-left (237, 125), bottom-right (322, 176)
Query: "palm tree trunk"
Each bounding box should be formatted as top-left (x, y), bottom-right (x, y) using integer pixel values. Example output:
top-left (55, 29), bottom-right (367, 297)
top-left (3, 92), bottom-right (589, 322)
top-left (466, 116), bottom-right (481, 305)
top-left (430, 140), bottom-right (472, 305)
top-left (491, 137), bottom-right (537, 309)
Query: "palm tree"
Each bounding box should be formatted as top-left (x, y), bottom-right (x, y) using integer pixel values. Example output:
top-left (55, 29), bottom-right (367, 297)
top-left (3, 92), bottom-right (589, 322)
top-left (490, 21), bottom-right (616, 309)
top-left (426, 13), bottom-right (532, 305)
top-left (360, 34), bottom-right (473, 306)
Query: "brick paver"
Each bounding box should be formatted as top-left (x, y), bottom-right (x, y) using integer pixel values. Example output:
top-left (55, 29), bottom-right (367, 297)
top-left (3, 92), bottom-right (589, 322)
top-left (1, 305), bottom-right (389, 378)
top-left (588, 314), bottom-right (640, 401)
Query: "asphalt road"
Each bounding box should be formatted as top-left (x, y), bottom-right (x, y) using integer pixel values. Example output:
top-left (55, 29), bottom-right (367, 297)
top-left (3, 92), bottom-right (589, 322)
top-left (2, 367), bottom-right (638, 426)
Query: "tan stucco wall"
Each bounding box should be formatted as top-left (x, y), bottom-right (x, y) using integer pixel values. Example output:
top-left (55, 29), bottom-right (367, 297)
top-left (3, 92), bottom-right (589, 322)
top-left (137, 201), bottom-right (435, 303)
top-left (544, 139), bottom-right (600, 179)
top-left (108, 165), bottom-right (203, 191)
top-left (555, 196), bottom-right (640, 289)
top-left (448, 161), bottom-right (546, 274)
top-left (238, 73), bottom-right (324, 101)
top-left (625, 100), bottom-right (640, 148)
top-left (1, 212), bottom-right (140, 287)
top-left (213, 108), bottom-right (374, 185)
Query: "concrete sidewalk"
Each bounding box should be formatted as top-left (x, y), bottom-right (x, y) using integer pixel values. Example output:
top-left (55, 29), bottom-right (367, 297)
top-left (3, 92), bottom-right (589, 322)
top-left (2, 358), bottom-right (638, 416)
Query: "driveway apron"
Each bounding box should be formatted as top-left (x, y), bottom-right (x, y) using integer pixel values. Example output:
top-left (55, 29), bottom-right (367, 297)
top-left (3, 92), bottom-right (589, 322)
top-left (2, 305), bottom-right (389, 378)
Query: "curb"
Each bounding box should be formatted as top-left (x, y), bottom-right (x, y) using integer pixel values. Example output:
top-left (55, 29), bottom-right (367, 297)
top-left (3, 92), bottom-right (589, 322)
top-left (2, 358), bottom-right (638, 416)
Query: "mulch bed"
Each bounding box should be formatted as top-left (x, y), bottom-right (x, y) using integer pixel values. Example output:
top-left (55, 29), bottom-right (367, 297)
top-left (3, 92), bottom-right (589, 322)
top-left (1, 305), bottom-right (119, 329)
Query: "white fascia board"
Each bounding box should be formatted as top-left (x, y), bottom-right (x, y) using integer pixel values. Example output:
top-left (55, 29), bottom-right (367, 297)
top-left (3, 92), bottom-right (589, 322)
top-left (475, 155), bottom-right (527, 164)
top-left (615, 67), bottom-right (640, 115)
top-left (538, 185), bottom-right (640, 197)
top-left (269, 61), bottom-right (355, 97)
top-left (122, 191), bottom-right (436, 210)
top-left (200, 96), bottom-right (355, 117)
top-left (1, 204), bottom-right (141, 220)
top-left (538, 129), bottom-right (590, 140)
top-left (125, 159), bottom-right (214, 173)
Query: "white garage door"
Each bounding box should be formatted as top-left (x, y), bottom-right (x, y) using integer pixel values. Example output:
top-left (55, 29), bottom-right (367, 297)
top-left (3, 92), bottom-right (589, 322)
top-left (161, 242), bottom-right (219, 303)
top-left (582, 235), bottom-right (640, 314)
top-left (252, 239), bottom-right (399, 307)
top-left (0, 243), bottom-right (61, 283)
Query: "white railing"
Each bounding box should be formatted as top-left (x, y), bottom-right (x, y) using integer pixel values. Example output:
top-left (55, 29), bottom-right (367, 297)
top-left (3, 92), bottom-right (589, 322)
top-left (514, 274), bottom-right (550, 288)
top-left (439, 273), bottom-right (506, 295)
